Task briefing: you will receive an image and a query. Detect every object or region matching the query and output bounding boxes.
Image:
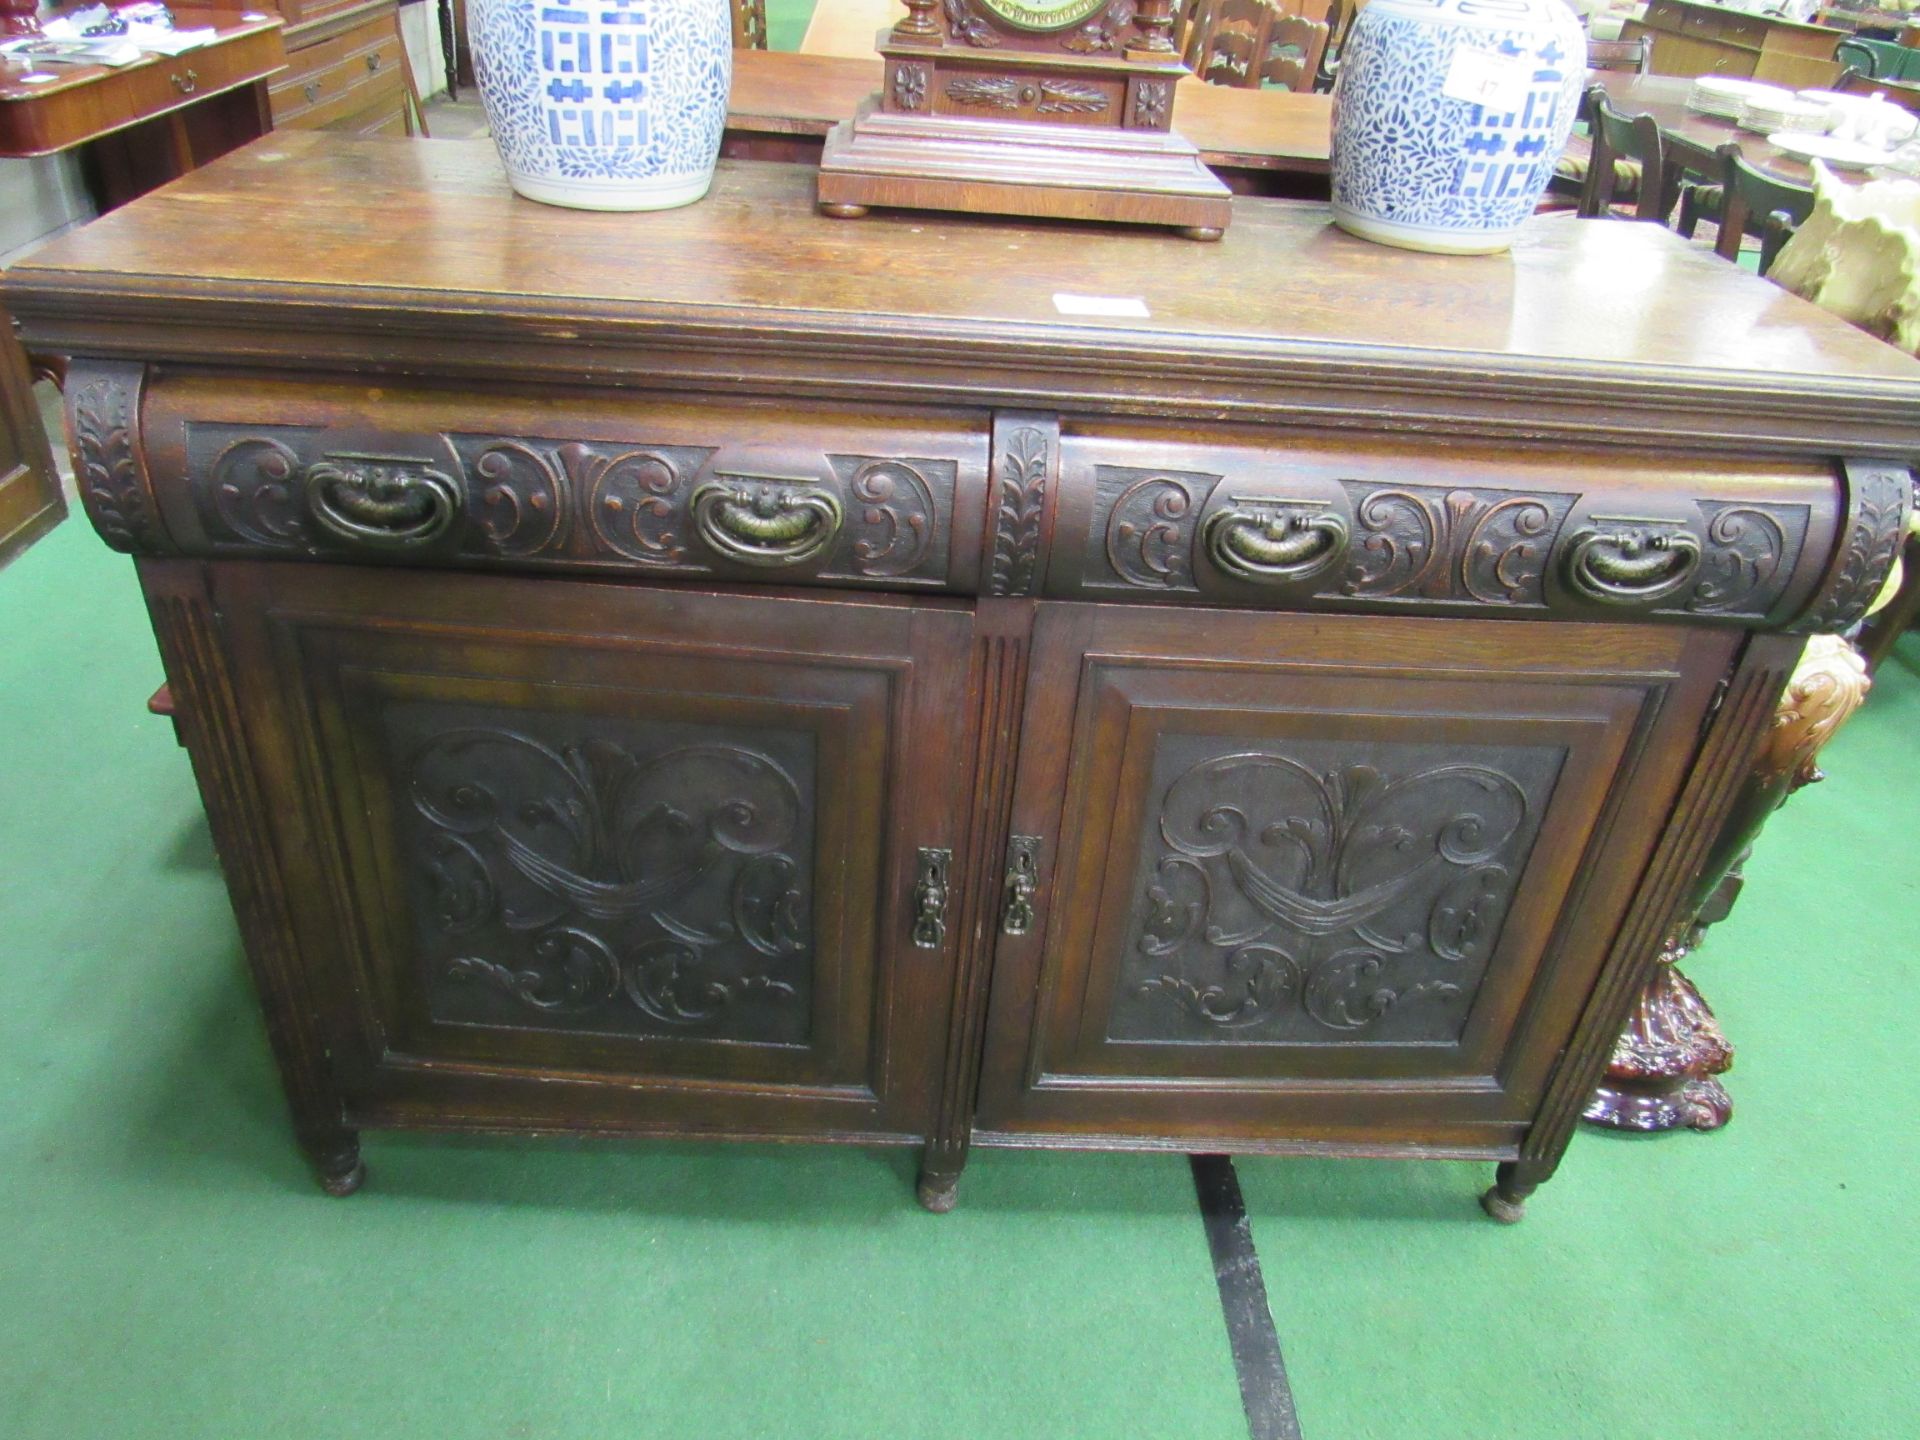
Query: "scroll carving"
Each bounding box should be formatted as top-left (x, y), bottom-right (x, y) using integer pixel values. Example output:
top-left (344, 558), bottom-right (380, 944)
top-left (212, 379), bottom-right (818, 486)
top-left (1788, 461), bottom-right (1913, 634)
top-left (1095, 466), bottom-right (1222, 592)
top-left (1115, 739), bottom-right (1561, 1042)
top-left (829, 456), bottom-right (940, 578)
top-left (1687, 502), bottom-right (1799, 616)
top-left (991, 426), bottom-right (1048, 595)
top-left (1340, 484), bottom-right (1570, 606)
top-left (407, 723), bottom-right (813, 1039)
top-left (69, 365), bottom-right (158, 553)
top-left (185, 422), bottom-right (951, 583)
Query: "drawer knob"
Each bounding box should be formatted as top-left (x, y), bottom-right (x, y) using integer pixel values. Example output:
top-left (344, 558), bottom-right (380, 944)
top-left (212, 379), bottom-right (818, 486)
top-left (690, 477), bottom-right (843, 567)
top-left (912, 847), bottom-right (952, 950)
top-left (305, 81), bottom-right (321, 102)
top-left (1563, 520), bottom-right (1702, 606)
top-left (303, 454), bottom-right (463, 549)
top-left (367, 52), bottom-right (382, 71)
top-left (1201, 501), bottom-right (1348, 584)
top-left (172, 68), bottom-right (197, 93)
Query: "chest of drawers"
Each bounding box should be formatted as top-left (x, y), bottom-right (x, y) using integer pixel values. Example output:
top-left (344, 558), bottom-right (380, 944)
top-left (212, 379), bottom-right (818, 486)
top-left (1626, 0), bottom-right (1845, 88)
top-left (8, 135), bottom-right (1915, 1217)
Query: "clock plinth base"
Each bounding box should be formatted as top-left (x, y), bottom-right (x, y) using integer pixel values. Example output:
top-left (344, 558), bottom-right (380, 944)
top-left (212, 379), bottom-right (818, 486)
top-left (817, 98), bottom-right (1231, 237)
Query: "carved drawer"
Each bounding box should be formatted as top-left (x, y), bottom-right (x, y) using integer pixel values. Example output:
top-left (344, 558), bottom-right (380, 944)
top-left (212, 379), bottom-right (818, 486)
top-left (992, 415), bottom-right (1849, 631)
top-left (84, 367), bottom-right (990, 594)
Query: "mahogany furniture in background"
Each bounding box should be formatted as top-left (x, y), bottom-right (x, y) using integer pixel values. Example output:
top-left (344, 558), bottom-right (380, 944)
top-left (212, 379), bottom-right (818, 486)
top-left (264, 0), bottom-right (418, 138)
top-left (1624, 0), bottom-right (1845, 89)
top-left (8, 136), bottom-right (1917, 1220)
top-left (0, 11), bottom-right (285, 209)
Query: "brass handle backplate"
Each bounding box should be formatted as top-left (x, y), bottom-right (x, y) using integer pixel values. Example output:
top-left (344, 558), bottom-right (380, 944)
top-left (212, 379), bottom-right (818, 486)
top-left (367, 52), bottom-right (382, 70)
top-left (172, 69), bottom-right (198, 93)
top-left (1202, 500), bottom-right (1348, 585)
top-left (1000, 835), bottom-right (1040, 936)
top-left (305, 81), bottom-right (321, 102)
top-left (690, 476), bottom-right (843, 567)
top-left (1563, 518), bottom-right (1702, 607)
top-left (912, 848), bottom-right (952, 950)
top-left (303, 453), bottom-right (463, 549)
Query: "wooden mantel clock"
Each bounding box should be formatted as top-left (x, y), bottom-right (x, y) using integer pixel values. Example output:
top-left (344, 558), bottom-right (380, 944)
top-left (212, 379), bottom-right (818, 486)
top-left (816, 0), bottom-right (1232, 238)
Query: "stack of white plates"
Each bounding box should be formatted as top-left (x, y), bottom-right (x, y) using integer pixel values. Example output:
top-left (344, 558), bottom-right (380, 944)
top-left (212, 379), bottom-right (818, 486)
top-left (1686, 76), bottom-right (1788, 119)
top-left (1738, 95), bottom-right (1834, 136)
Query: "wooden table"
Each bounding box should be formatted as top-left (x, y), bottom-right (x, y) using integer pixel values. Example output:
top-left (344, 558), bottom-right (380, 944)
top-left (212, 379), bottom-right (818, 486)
top-left (726, 49), bottom-right (1333, 193)
top-left (1592, 70), bottom-right (1907, 185)
top-left (0, 10), bottom-right (286, 208)
top-left (7, 132), bottom-right (1916, 1219)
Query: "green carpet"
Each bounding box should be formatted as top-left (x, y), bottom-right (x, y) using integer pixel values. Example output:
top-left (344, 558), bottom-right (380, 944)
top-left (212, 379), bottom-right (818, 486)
top-left (2, 506), bottom-right (1916, 1439)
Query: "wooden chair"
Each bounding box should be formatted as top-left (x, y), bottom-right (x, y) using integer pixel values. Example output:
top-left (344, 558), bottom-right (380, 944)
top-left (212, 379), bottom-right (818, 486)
top-left (1835, 67), bottom-right (1920, 115)
top-left (1261, 14), bottom-right (1330, 92)
top-left (1587, 36), bottom-right (1652, 74)
top-left (731, 0), bottom-right (769, 50)
top-left (1711, 144), bottom-right (1816, 272)
top-left (1176, 0), bottom-right (1214, 65)
top-left (1577, 87), bottom-right (1673, 222)
top-left (1315, 0), bottom-right (1351, 91)
top-left (1197, 0), bottom-right (1278, 88)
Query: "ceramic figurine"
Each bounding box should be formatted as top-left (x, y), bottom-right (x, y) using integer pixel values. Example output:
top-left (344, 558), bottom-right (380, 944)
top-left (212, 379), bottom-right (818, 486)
top-left (470, 0), bottom-right (733, 212)
top-left (1331, 0), bottom-right (1586, 254)
top-left (1769, 161), bottom-right (1920, 358)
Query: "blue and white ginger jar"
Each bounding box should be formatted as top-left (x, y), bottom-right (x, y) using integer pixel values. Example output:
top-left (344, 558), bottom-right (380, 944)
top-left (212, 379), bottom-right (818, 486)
top-left (470, 0), bottom-right (732, 212)
top-left (1331, 0), bottom-right (1586, 254)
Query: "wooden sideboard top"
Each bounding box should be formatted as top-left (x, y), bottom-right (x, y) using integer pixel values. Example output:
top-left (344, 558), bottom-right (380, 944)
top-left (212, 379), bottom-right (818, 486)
top-left (8, 132), bottom-right (1920, 457)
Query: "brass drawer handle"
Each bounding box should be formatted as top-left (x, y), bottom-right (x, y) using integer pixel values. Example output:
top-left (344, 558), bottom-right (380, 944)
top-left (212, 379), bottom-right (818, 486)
top-left (1000, 836), bottom-right (1040, 936)
top-left (367, 52), bottom-right (382, 71)
top-left (172, 68), bottom-right (198, 93)
top-left (690, 477), bottom-right (843, 567)
top-left (1564, 519), bottom-right (1702, 606)
top-left (303, 453), bottom-right (463, 549)
top-left (912, 848), bottom-right (952, 950)
top-left (305, 81), bottom-right (321, 102)
top-left (1202, 501), bottom-right (1348, 584)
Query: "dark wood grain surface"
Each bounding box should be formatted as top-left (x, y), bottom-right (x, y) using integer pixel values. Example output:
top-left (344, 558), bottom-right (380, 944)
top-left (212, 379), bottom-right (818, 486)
top-left (9, 132), bottom-right (1920, 460)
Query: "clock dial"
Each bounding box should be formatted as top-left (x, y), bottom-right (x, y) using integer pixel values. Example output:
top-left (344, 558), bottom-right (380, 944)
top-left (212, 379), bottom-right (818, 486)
top-left (971, 0), bottom-right (1114, 32)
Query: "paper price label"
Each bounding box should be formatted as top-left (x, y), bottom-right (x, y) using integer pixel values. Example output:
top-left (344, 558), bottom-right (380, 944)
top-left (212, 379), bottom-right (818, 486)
top-left (1053, 293), bottom-right (1152, 319)
top-left (1440, 46), bottom-right (1535, 113)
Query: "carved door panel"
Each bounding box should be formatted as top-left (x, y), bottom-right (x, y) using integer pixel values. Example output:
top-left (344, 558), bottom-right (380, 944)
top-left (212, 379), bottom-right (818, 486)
top-left (974, 603), bottom-right (1737, 1151)
top-left (205, 561), bottom-right (976, 1142)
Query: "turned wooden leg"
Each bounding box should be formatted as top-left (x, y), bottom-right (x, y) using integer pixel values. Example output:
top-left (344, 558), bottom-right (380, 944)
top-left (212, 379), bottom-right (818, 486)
top-left (1479, 1160), bottom-right (1538, 1224)
top-left (306, 1127), bottom-right (365, 1197)
top-left (916, 1153), bottom-right (962, 1213)
top-left (1583, 934), bottom-right (1733, 1133)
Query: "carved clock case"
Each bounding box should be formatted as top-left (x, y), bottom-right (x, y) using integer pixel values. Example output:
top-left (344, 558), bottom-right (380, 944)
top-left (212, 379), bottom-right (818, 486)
top-left (816, 0), bottom-right (1232, 235)
top-left (9, 142), bottom-right (1916, 1219)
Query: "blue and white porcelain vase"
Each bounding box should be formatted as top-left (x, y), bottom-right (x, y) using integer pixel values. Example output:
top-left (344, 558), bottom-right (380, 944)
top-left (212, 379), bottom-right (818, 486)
top-left (1331, 0), bottom-right (1585, 254)
top-left (470, 0), bottom-right (732, 212)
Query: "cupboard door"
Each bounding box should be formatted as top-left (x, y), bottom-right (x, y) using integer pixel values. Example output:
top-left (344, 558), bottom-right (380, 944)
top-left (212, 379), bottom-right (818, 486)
top-left (208, 562), bottom-right (975, 1142)
top-left (975, 604), bottom-right (1736, 1151)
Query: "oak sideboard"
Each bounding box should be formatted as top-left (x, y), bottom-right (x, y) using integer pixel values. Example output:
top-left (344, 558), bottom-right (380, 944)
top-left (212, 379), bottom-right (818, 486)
top-left (8, 134), bottom-right (1915, 1218)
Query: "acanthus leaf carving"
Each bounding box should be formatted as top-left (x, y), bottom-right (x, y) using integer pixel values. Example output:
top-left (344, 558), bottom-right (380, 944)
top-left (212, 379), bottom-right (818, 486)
top-left (1789, 461), bottom-right (1913, 634)
top-left (69, 367), bottom-right (159, 554)
top-left (991, 426), bottom-right (1048, 595)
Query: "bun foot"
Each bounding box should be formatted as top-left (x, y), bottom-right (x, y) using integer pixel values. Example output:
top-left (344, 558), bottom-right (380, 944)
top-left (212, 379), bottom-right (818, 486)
top-left (1479, 1185), bottom-right (1526, 1224)
top-left (1180, 225), bottom-right (1225, 241)
top-left (916, 1171), bottom-right (959, 1214)
top-left (820, 203), bottom-right (869, 219)
top-left (309, 1132), bottom-right (365, 1197)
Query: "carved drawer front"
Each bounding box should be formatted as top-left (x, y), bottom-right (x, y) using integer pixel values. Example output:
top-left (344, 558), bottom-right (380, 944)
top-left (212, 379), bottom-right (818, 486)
top-left (973, 604), bottom-right (1738, 1151)
top-left (196, 561), bottom-right (976, 1140)
top-left (120, 369), bottom-right (988, 593)
top-left (992, 415), bottom-right (1840, 630)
